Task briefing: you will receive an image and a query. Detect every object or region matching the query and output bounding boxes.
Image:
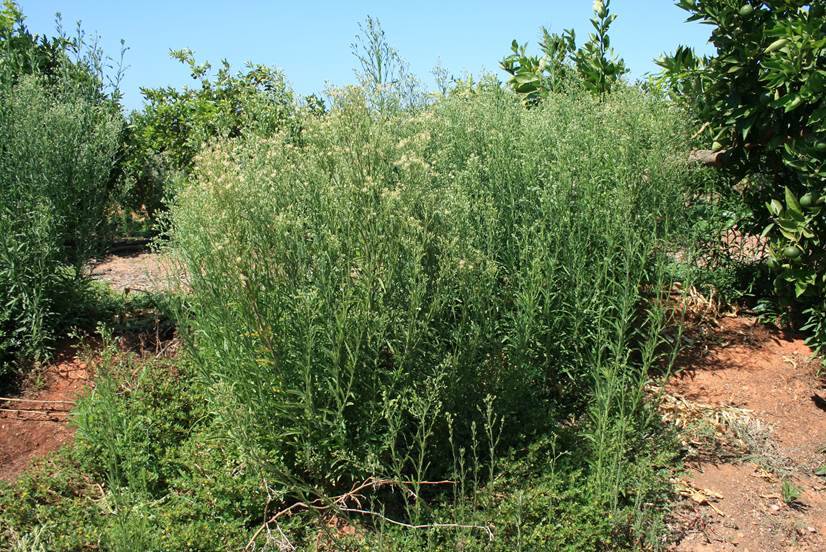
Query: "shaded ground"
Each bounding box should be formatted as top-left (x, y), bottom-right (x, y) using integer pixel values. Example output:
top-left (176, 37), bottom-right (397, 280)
top-left (669, 316), bottom-right (826, 551)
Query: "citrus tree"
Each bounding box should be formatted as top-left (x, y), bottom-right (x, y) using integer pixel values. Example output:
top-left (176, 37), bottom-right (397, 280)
top-left (655, 1), bottom-right (826, 354)
top-left (123, 50), bottom-right (299, 219)
top-left (500, 0), bottom-right (626, 104)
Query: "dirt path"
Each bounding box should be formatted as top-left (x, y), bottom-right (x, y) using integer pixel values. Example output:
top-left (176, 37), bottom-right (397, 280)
top-left (669, 316), bottom-right (826, 551)
top-left (89, 250), bottom-right (178, 293)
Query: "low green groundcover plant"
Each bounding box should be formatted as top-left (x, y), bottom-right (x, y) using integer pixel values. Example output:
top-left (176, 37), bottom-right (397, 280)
top-left (0, 349), bottom-right (263, 551)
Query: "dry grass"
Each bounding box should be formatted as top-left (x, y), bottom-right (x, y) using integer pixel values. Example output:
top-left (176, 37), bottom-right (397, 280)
top-left (658, 390), bottom-right (793, 474)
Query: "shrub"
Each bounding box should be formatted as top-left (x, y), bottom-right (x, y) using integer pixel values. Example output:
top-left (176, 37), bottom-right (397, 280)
top-left (0, 74), bottom-right (121, 371)
top-left (169, 83), bottom-right (695, 518)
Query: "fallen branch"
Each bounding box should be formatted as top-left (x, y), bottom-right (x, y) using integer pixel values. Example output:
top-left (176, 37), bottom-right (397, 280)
top-left (689, 149), bottom-right (727, 167)
top-left (340, 507), bottom-right (494, 541)
top-left (245, 478), bottom-right (480, 550)
top-left (0, 396), bottom-right (75, 405)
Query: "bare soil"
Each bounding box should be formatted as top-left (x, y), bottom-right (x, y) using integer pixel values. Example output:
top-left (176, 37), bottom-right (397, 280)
top-left (0, 349), bottom-right (89, 481)
top-left (670, 316), bottom-right (826, 551)
top-left (89, 250), bottom-right (179, 293)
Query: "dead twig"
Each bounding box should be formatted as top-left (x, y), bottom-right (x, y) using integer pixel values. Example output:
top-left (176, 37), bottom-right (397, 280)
top-left (244, 478), bottom-right (477, 550)
top-left (0, 396), bottom-right (74, 404)
top-left (691, 122), bottom-right (711, 140)
top-left (340, 507), bottom-right (494, 540)
top-left (0, 407), bottom-right (70, 415)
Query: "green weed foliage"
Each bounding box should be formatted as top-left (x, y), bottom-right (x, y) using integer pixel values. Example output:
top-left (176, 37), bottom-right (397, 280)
top-left (0, 71), bottom-right (121, 372)
top-left (0, 2), bottom-right (125, 372)
top-left (165, 83), bottom-right (696, 544)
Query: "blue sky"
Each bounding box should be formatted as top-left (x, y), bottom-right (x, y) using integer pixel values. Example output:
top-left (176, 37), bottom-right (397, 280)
top-left (17, 1), bottom-right (715, 112)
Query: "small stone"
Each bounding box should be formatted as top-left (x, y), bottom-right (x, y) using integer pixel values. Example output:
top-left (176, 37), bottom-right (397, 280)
top-left (808, 527), bottom-right (817, 533)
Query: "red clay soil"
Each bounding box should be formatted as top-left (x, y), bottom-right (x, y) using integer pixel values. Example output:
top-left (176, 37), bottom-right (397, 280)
top-left (0, 350), bottom-right (90, 481)
top-left (670, 316), bottom-right (826, 551)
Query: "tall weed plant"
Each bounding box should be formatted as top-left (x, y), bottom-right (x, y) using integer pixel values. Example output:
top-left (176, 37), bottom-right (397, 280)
top-left (170, 84), bottom-right (695, 523)
top-left (0, 72), bottom-right (121, 372)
